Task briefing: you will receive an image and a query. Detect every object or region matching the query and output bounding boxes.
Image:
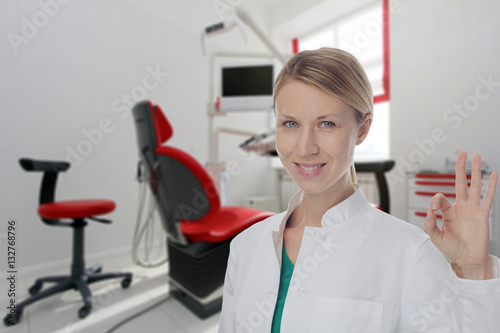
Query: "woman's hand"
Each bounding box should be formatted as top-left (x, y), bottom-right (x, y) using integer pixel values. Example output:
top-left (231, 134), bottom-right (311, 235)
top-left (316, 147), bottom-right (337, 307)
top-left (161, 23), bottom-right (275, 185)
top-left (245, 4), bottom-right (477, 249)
top-left (424, 151), bottom-right (498, 280)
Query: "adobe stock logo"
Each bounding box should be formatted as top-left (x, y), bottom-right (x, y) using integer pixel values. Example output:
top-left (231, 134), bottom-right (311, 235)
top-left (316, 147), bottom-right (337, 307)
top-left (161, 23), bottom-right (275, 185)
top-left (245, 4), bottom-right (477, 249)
top-left (7, 0), bottom-right (72, 54)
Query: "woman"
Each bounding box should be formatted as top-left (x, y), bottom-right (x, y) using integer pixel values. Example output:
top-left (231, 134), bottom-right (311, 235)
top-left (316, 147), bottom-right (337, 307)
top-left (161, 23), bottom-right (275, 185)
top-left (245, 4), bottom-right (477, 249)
top-left (218, 48), bottom-right (499, 332)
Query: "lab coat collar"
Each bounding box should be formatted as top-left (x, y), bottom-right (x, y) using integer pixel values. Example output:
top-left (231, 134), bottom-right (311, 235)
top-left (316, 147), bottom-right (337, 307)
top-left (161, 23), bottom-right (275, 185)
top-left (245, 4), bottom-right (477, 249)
top-left (271, 185), bottom-right (370, 261)
top-left (321, 185), bottom-right (370, 228)
top-left (275, 185), bottom-right (369, 230)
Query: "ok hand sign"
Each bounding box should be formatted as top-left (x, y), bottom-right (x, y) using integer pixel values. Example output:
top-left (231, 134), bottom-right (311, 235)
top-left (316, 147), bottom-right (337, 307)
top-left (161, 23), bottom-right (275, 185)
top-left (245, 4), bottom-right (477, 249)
top-left (424, 151), bottom-right (498, 280)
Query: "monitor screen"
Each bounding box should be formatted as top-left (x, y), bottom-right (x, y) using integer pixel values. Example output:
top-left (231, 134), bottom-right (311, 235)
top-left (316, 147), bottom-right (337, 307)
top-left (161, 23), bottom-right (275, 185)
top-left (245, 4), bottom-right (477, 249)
top-left (218, 62), bottom-right (275, 111)
top-left (222, 65), bottom-right (273, 97)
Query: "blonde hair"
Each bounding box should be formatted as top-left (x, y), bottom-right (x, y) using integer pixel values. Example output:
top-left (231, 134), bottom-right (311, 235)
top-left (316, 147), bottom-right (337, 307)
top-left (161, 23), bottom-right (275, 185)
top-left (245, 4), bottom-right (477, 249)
top-left (274, 48), bottom-right (374, 184)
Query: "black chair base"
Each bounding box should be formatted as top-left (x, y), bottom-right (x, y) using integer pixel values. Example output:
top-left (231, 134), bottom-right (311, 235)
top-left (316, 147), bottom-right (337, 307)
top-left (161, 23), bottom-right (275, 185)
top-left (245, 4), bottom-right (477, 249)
top-left (167, 239), bottom-right (231, 318)
top-left (167, 239), bottom-right (231, 299)
top-left (170, 282), bottom-right (223, 319)
top-left (4, 266), bottom-right (132, 326)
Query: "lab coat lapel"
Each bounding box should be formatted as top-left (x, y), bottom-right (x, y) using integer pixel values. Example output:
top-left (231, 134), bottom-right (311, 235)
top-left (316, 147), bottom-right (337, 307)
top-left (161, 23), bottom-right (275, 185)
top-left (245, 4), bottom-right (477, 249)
top-left (271, 190), bottom-right (304, 266)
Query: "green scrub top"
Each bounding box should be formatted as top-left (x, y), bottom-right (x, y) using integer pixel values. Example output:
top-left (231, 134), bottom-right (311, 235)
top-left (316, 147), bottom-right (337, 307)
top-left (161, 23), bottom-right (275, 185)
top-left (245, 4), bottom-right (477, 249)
top-left (271, 243), bottom-right (295, 332)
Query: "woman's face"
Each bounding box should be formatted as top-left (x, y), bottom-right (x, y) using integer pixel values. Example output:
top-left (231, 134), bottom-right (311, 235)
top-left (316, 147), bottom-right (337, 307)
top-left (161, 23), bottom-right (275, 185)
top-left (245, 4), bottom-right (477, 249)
top-left (275, 79), bottom-right (371, 196)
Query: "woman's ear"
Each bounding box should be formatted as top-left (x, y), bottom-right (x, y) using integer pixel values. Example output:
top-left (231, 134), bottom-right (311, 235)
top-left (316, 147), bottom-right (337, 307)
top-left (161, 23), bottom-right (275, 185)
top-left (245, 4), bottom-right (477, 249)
top-left (356, 113), bottom-right (372, 145)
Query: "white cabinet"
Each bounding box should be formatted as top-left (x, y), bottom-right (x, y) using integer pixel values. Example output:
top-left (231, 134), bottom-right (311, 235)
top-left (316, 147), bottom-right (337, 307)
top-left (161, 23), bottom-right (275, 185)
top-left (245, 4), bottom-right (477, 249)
top-left (407, 174), bottom-right (495, 239)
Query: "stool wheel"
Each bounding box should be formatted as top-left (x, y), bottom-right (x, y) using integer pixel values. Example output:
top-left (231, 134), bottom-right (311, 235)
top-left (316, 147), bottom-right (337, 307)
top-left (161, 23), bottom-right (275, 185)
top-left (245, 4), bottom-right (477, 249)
top-left (3, 308), bottom-right (22, 326)
top-left (121, 276), bottom-right (132, 289)
top-left (78, 305), bottom-right (91, 319)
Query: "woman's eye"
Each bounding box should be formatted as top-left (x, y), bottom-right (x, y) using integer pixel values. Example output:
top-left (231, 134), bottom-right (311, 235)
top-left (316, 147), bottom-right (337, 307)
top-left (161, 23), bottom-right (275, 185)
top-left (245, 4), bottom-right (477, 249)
top-left (321, 121), bottom-right (335, 128)
top-left (283, 121), bottom-right (298, 128)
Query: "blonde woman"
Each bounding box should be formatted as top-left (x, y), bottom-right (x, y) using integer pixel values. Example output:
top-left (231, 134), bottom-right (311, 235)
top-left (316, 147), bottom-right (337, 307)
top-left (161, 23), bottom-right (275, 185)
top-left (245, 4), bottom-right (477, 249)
top-left (218, 48), bottom-right (499, 332)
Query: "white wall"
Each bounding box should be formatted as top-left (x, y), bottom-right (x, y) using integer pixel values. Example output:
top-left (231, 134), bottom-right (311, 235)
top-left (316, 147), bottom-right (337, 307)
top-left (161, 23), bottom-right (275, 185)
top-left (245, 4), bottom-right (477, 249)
top-left (389, 0), bottom-right (500, 255)
top-left (0, 0), bottom-right (278, 274)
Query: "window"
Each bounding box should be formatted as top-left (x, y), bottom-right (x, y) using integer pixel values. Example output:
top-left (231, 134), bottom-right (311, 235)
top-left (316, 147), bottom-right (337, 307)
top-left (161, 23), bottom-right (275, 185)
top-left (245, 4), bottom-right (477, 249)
top-left (293, 0), bottom-right (390, 160)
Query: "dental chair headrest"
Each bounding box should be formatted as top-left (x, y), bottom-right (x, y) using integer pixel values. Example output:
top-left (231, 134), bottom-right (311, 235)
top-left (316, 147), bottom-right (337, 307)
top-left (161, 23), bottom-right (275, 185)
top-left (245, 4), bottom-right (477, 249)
top-left (151, 103), bottom-right (173, 145)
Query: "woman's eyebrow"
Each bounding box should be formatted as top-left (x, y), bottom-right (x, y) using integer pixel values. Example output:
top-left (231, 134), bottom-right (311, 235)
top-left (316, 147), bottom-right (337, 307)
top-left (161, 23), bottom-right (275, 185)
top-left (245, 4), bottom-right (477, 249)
top-left (276, 112), bottom-right (342, 121)
top-left (316, 112), bottom-right (343, 120)
top-left (276, 113), bottom-right (297, 120)
top-left (317, 114), bottom-right (339, 120)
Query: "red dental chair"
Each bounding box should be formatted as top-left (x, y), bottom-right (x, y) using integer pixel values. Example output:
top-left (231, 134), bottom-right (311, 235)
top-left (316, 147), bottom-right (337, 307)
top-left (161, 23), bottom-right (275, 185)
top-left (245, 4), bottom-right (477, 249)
top-left (132, 101), bottom-right (273, 318)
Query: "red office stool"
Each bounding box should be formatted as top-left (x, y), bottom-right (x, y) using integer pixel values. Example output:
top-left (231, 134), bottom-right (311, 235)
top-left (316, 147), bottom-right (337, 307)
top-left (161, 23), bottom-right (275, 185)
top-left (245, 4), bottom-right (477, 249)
top-left (3, 159), bottom-right (132, 326)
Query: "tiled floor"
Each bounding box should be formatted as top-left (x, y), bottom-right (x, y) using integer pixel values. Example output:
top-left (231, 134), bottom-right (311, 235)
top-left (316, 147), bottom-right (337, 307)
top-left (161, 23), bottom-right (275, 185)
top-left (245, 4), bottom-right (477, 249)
top-left (1, 254), bottom-right (220, 333)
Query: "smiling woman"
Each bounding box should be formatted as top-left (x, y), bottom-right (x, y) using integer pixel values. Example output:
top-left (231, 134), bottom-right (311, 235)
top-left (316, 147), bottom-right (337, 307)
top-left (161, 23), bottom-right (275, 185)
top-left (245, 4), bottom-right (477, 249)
top-left (218, 48), bottom-right (500, 333)
top-left (274, 47), bottom-right (373, 185)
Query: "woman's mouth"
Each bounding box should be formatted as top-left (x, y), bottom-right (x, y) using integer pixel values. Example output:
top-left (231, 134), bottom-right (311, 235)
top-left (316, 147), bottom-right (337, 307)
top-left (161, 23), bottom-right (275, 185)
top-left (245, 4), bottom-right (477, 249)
top-left (294, 163), bottom-right (326, 177)
top-left (298, 163), bottom-right (324, 171)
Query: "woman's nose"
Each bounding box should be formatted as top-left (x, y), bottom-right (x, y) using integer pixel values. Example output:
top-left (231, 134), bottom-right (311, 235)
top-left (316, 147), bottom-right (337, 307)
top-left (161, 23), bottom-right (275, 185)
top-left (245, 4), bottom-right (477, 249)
top-left (296, 128), bottom-right (319, 157)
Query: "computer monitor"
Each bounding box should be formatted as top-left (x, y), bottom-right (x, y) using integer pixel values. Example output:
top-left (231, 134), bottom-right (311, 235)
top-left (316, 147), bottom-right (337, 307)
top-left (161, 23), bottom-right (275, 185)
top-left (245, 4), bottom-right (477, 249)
top-left (218, 61), bottom-right (275, 111)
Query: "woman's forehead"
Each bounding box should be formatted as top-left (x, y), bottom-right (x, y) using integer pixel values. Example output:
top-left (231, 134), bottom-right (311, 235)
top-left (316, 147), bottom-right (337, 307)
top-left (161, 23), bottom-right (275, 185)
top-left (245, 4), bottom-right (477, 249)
top-left (275, 80), bottom-right (354, 117)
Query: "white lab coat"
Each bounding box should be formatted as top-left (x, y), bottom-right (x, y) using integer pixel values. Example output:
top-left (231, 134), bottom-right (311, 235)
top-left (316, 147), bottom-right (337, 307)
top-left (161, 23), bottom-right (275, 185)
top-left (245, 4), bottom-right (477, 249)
top-left (218, 187), bottom-right (500, 332)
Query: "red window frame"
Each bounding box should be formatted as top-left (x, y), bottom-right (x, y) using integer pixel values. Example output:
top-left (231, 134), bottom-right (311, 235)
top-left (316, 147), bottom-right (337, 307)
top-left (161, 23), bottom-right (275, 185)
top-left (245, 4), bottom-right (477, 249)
top-left (291, 0), bottom-right (390, 104)
top-left (374, 0), bottom-right (390, 103)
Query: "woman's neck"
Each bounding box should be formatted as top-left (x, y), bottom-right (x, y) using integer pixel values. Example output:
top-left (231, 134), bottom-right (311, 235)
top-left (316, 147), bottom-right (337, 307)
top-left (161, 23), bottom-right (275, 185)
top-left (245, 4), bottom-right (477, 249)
top-left (289, 177), bottom-right (356, 229)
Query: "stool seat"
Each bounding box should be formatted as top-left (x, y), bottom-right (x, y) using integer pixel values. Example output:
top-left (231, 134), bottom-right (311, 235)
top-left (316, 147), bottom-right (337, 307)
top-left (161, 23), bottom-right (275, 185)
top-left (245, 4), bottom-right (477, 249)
top-left (38, 199), bottom-right (116, 219)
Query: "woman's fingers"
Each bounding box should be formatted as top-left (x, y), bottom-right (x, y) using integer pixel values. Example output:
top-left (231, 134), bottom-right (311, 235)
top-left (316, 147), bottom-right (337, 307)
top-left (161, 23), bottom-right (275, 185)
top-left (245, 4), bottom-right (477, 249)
top-left (425, 193), bottom-right (452, 246)
top-left (430, 192), bottom-right (452, 213)
top-left (469, 154), bottom-right (483, 205)
top-left (455, 151), bottom-right (469, 202)
top-left (482, 171), bottom-right (498, 213)
top-left (424, 209), bottom-right (442, 243)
